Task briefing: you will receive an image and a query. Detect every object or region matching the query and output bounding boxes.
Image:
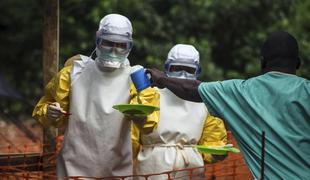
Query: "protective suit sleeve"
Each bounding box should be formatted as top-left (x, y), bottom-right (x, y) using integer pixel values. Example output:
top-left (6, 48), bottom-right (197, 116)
top-left (32, 63), bottom-right (73, 128)
top-left (198, 113), bottom-right (227, 163)
top-left (129, 83), bottom-right (160, 135)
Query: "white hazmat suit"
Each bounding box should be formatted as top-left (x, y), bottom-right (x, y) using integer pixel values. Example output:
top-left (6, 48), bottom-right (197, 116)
top-left (33, 14), bottom-right (159, 179)
top-left (132, 44), bottom-right (227, 179)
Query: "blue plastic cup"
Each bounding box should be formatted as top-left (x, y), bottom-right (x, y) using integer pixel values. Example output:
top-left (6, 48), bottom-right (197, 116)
top-left (131, 66), bottom-right (151, 92)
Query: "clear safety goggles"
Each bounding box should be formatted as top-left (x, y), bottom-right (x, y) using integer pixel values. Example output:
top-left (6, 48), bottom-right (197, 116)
top-left (168, 64), bottom-right (197, 74)
top-left (166, 60), bottom-right (200, 73)
top-left (96, 29), bottom-right (133, 54)
top-left (165, 60), bottom-right (201, 79)
top-left (97, 38), bottom-right (132, 55)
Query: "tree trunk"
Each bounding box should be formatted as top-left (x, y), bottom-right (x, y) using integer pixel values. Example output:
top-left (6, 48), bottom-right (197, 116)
top-left (42, 0), bottom-right (59, 176)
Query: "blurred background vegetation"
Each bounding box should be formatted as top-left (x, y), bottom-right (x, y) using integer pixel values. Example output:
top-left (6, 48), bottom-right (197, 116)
top-left (0, 0), bottom-right (309, 119)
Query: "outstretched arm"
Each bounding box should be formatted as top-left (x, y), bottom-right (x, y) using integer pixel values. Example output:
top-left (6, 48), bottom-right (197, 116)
top-left (146, 68), bottom-right (203, 102)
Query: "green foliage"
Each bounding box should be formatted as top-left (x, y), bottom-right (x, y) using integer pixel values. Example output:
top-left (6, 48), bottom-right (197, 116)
top-left (0, 0), bottom-right (309, 116)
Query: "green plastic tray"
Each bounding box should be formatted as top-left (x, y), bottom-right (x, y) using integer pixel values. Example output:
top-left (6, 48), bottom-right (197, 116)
top-left (113, 104), bottom-right (160, 116)
top-left (196, 145), bottom-right (240, 155)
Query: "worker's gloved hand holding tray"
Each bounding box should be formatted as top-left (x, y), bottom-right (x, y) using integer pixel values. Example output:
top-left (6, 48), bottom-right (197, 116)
top-left (113, 104), bottom-right (160, 117)
top-left (196, 144), bottom-right (240, 155)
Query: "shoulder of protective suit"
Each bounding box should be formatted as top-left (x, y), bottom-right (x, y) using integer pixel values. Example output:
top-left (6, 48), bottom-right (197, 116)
top-left (69, 54), bottom-right (95, 82)
top-left (64, 54), bottom-right (93, 65)
top-left (64, 54), bottom-right (82, 67)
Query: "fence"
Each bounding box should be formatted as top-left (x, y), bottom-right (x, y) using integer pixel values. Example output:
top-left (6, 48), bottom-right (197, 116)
top-left (0, 132), bottom-right (253, 179)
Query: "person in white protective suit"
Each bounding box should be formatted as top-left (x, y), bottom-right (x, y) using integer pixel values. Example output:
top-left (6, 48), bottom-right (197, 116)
top-left (132, 44), bottom-right (228, 179)
top-left (32, 14), bottom-right (159, 179)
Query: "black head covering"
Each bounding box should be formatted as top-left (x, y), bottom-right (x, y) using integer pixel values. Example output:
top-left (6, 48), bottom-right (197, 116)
top-left (261, 31), bottom-right (299, 62)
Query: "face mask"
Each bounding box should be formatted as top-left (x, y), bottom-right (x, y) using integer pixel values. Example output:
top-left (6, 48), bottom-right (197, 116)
top-left (166, 70), bottom-right (197, 80)
top-left (95, 48), bottom-right (128, 69)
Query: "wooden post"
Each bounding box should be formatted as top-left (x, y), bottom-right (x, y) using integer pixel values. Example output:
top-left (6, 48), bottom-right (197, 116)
top-left (42, 0), bottom-right (59, 174)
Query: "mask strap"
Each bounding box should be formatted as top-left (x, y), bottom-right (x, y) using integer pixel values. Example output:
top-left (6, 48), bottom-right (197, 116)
top-left (89, 48), bottom-right (96, 60)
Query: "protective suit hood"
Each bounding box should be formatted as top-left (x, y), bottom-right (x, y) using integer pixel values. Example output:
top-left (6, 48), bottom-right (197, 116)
top-left (166, 44), bottom-right (199, 64)
top-left (95, 14), bottom-right (133, 69)
top-left (165, 44), bottom-right (201, 79)
top-left (97, 14), bottom-right (133, 43)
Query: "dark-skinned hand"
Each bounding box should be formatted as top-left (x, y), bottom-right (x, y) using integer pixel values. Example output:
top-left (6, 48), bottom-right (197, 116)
top-left (145, 68), bottom-right (166, 89)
